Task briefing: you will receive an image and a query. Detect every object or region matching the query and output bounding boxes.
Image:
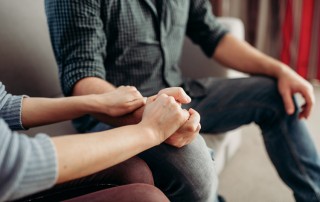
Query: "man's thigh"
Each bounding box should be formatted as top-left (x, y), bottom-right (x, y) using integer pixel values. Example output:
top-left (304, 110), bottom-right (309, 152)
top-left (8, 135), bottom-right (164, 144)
top-left (89, 122), bottom-right (218, 202)
top-left (139, 135), bottom-right (218, 202)
top-left (187, 76), bottom-right (283, 133)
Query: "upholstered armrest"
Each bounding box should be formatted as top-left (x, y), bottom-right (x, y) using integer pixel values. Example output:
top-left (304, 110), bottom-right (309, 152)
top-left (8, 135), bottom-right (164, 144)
top-left (180, 17), bottom-right (246, 79)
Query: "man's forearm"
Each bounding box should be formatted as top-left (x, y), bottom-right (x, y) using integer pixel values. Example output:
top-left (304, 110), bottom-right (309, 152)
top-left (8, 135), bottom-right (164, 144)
top-left (72, 77), bottom-right (116, 95)
top-left (213, 34), bottom-right (287, 78)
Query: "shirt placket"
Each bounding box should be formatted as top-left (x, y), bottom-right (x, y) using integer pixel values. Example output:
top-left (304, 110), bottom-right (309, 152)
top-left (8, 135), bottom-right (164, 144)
top-left (158, 1), bottom-right (171, 87)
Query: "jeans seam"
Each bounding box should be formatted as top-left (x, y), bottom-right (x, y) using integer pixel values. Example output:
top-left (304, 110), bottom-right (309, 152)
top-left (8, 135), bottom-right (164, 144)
top-left (264, 117), bottom-right (320, 201)
top-left (200, 101), bottom-right (281, 131)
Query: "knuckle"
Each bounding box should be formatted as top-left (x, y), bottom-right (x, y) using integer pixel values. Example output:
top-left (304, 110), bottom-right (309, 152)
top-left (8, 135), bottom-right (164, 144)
top-left (132, 91), bottom-right (141, 97)
top-left (158, 89), bottom-right (165, 95)
top-left (168, 96), bottom-right (176, 104)
top-left (186, 124), bottom-right (196, 132)
top-left (118, 85), bottom-right (125, 90)
top-left (177, 87), bottom-right (184, 95)
top-left (129, 86), bottom-right (138, 91)
top-left (158, 94), bottom-right (168, 101)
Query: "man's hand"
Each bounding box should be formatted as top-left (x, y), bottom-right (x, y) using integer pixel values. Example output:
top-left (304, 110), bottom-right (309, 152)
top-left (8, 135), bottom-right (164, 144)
top-left (157, 87), bottom-right (191, 104)
top-left (277, 65), bottom-right (315, 119)
top-left (96, 86), bottom-right (146, 117)
top-left (165, 108), bottom-right (201, 148)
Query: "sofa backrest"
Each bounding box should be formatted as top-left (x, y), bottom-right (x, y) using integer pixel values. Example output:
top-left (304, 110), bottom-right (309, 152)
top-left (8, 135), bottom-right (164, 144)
top-left (0, 0), bottom-right (62, 98)
top-left (0, 0), bottom-right (76, 136)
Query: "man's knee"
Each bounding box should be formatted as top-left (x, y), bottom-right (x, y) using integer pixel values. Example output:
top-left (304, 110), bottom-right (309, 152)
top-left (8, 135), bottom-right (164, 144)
top-left (140, 135), bottom-right (218, 201)
top-left (249, 76), bottom-right (287, 116)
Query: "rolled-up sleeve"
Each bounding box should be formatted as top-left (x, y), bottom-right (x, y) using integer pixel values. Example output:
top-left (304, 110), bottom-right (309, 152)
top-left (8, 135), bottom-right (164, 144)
top-left (186, 0), bottom-right (229, 57)
top-left (0, 119), bottom-right (58, 201)
top-left (45, 0), bottom-right (107, 96)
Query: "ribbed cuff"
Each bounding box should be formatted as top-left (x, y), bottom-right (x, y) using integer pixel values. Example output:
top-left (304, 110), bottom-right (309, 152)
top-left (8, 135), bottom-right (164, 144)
top-left (1, 95), bottom-right (26, 130)
top-left (12, 134), bottom-right (58, 200)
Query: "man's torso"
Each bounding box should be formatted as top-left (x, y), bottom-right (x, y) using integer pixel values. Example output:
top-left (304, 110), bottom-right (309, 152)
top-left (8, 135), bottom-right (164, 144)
top-left (102, 0), bottom-right (190, 96)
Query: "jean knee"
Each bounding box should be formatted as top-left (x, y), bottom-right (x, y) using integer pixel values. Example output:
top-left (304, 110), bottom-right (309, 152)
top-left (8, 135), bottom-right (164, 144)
top-left (250, 77), bottom-right (288, 121)
top-left (171, 136), bottom-right (218, 201)
top-left (140, 135), bottom-right (218, 202)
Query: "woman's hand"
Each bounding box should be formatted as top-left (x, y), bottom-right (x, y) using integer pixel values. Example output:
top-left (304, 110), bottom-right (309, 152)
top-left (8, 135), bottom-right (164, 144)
top-left (95, 86), bottom-right (146, 117)
top-left (139, 94), bottom-right (190, 145)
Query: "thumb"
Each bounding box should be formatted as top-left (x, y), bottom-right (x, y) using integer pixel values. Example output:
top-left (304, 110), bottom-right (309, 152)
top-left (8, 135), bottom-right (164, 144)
top-left (188, 108), bottom-right (200, 126)
top-left (158, 87), bottom-right (191, 104)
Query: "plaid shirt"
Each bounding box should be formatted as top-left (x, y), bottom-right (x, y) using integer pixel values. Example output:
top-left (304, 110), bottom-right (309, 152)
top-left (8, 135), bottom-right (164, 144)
top-left (45, 0), bottom-right (228, 97)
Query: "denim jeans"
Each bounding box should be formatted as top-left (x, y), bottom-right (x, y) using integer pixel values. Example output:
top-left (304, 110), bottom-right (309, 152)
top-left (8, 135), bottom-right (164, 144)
top-left (90, 76), bottom-right (320, 202)
top-left (186, 76), bottom-right (320, 202)
top-left (89, 123), bottom-right (219, 202)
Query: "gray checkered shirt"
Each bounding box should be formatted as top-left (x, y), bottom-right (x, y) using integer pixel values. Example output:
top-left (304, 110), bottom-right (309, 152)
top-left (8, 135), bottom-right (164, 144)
top-left (45, 0), bottom-right (228, 97)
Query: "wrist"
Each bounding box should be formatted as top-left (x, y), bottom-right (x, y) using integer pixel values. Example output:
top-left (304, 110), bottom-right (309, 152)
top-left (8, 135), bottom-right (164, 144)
top-left (272, 62), bottom-right (290, 78)
top-left (84, 94), bottom-right (105, 114)
top-left (137, 122), bottom-right (163, 146)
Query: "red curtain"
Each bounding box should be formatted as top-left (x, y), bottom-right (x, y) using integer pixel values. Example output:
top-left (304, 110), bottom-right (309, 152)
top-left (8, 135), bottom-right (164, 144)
top-left (280, 0), bottom-right (293, 66)
top-left (296, 0), bottom-right (314, 78)
top-left (280, 0), bottom-right (319, 81)
top-left (211, 0), bottom-right (320, 81)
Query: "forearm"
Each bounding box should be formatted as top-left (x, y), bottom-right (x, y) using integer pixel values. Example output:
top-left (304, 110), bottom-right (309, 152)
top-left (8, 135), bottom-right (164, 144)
top-left (21, 95), bottom-right (101, 128)
top-left (72, 77), bottom-right (116, 96)
top-left (213, 34), bottom-right (287, 78)
top-left (52, 124), bottom-right (157, 184)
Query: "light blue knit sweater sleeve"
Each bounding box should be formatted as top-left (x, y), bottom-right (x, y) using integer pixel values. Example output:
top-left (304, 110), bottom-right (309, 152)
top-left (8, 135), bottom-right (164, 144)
top-left (0, 82), bottom-right (58, 201)
top-left (0, 82), bottom-right (25, 130)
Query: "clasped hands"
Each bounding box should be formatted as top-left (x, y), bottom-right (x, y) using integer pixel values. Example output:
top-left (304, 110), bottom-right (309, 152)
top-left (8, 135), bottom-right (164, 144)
top-left (96, 86), bottom-right (200, 148)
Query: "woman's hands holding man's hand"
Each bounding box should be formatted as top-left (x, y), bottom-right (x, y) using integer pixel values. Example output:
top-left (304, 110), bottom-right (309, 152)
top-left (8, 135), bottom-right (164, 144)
top-left (141, 87), bottom-right (201, 147)
top-left (93, 86), bottom-right (200, 147)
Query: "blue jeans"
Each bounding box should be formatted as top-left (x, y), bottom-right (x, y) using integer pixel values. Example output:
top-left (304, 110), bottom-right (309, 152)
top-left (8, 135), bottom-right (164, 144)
top-left (90, 76), bottom-right (320, 202)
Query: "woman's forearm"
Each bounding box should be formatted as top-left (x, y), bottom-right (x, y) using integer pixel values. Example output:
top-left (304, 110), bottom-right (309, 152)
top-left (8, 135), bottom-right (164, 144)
top-left (52, 124), bottom-right (158, 184)
top-left (21, 95), bottom-right (99, 128)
